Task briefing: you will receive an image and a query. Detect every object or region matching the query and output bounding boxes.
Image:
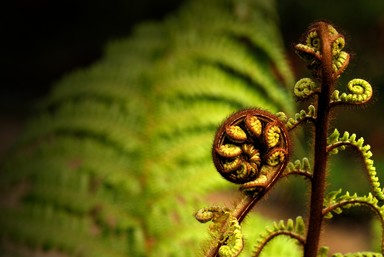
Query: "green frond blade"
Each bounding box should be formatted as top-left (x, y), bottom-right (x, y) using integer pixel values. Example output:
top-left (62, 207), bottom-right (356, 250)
top-left (0, 0), bottom-right (295, 256)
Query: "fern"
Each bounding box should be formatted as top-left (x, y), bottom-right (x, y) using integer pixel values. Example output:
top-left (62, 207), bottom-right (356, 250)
top-left (0, 0), bottom-right (295, 256)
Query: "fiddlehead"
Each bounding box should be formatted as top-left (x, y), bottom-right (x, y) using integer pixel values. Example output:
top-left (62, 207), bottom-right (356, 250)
top-left (294, 78), bottom-right (319, 100)
top-left (212, 108), bottom-right (290, 194)
top-left (218, 216), bottom-right (243, 257)
top-left (195, 206), bottom-right (230, 224)
top-left (195, 207), bottom-right (243, 257)
top-left (295, 22), bottom-right (350, 80)
top-left (198, 20), bottom-right (382, 257)
top-left (294, 29), bottom-right (322, 63)
top-left (331, 79), bottom-right (373, 106)
top-left (199, 109), bottom-right (291, 257)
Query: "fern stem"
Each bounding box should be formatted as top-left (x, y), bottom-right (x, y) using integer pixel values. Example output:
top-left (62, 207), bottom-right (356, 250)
top-left (304, 22), bottom-right (335, 257)
top-left (232, 194), bottom-right (263, 224)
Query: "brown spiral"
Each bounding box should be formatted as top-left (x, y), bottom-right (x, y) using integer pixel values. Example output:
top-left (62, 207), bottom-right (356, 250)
top-left (212, 109), bottom-right (290, 192)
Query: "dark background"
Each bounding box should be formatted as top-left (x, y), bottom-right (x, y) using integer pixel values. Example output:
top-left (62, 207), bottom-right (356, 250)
top-left (0, 0), bottom-right (182, 117)
top-left (1, 0), bottom-right (384, 154)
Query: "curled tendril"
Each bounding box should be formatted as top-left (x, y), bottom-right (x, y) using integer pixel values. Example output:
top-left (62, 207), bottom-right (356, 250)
top-left (295, 29), bottom-right (322, 62)
top-left (265, 148), bottom-right (286, 167)
top-left (306, 30), bottom-right (321, 53)
top-left (195, 207), bottom-right (243, 257)
top-left (332, 36), bottom-right (345, 56)
top-left (294, 78), bottom-right (319, 100)
top-left (329, 30), bottom-right (349, 77)
top-left (332, 51), bottom-right (350, 77)
top-left (327, 24), bottom-right (338, 35)
top-left (265, 124), bottom-right (281, 148)
top-left (331, 79), bottom-right (373, 105)
top-left (218, 216), bottom-right (243, 257)
top-left (195, 206), bottom-right (229, 223)
top-left (212, 109), bottom-right (290, 193)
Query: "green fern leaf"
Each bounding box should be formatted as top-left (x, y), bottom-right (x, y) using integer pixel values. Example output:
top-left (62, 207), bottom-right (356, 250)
top-left (0, 0), bottom-right (295, 256)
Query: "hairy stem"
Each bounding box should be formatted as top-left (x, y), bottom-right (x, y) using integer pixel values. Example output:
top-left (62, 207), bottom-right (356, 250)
top-left (304, 22), bottom-right (335, 257)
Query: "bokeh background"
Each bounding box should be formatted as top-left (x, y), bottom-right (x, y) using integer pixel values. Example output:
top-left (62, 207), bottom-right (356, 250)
top-left (1, 0), bottom-right (384, 254)
top-left (2, 0), bottom-right (384, 155)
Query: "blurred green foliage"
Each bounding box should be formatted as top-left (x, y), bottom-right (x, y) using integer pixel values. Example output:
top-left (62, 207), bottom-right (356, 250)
top-left (0, 0), bottom-right (300, 256)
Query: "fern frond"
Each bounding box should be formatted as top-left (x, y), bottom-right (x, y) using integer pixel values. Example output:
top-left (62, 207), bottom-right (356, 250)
top-left (332, 252), bottom-right (383, 257)
top-left (0, 0), bottom-right (295, 256)
top-left (323, 190), bottom-right (382, 220)
top-left (323, 190), bottom-right (384, 253)
top-left (284, 157), bottom-right (312, 180)
top-left (283, 105), bottom-right (316, 130)
top-left (0, 203), bottom-right (136, 257)
top-left (327, 129), bottom-right (384, 201)
top-left (252, 216), bottom-right (306, 257)
top-left (156, 65), bottom-right (279, 111)
top-left (331, 79), bottom-right (373, 106)
top-left (161, 35), bottom-right (293, 114)
top-left (19, 100), bottom-right (144, 155)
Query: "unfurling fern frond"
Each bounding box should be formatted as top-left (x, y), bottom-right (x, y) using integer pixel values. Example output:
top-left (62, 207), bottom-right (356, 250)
top-left (323, 189), bottom-right (384, 254)
top-left (332, 252), bottom-right (383, 257)
top-left (327, 129), bottom-right (384, 201)
top-left (319, 247), bottom-right (384, 257)
top-left (0, 0), bottom-right (295, 256)
top-left (284, 157), bottom-right (312, 180)
top-left (252, 216), bottom-right (306, 257)
top-left (331, 79), bottom-right (373, 106)
top-left (280, 104), bottom-right (316, 130)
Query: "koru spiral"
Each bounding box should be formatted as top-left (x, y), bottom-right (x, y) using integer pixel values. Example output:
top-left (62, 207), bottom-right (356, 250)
top-left (212, 109), bottom-right (290, 193)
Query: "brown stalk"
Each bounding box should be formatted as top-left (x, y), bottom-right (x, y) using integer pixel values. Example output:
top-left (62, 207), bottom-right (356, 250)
top-left (304, 21), bottom-right (336, 257)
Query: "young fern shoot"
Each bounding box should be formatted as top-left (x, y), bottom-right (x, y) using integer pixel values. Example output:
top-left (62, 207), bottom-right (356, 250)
top-left (195, 21), bottom-right (384, 257)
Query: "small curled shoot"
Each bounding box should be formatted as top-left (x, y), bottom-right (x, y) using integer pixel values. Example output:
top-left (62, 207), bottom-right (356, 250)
top-left (295, 29), bottom-right (322, 63)
top-left (331, 79), bottom-right (373, 106)
top-left (331, 36), bottom-right (345, 56)
top-left (294, 78), bottom-right (319, 100)
top-left (218, 216), bottom-right (243, 257)
top-left (195, 206), bottom-right (230, 223)
top-left (332, 51), bottom-right (350, 77)
top-left (265, 124), bottom-right (281, 148)
top-left (295, 22), bottom-right (350, 79)
top-left (195, 207), bottom-right (244, 257)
